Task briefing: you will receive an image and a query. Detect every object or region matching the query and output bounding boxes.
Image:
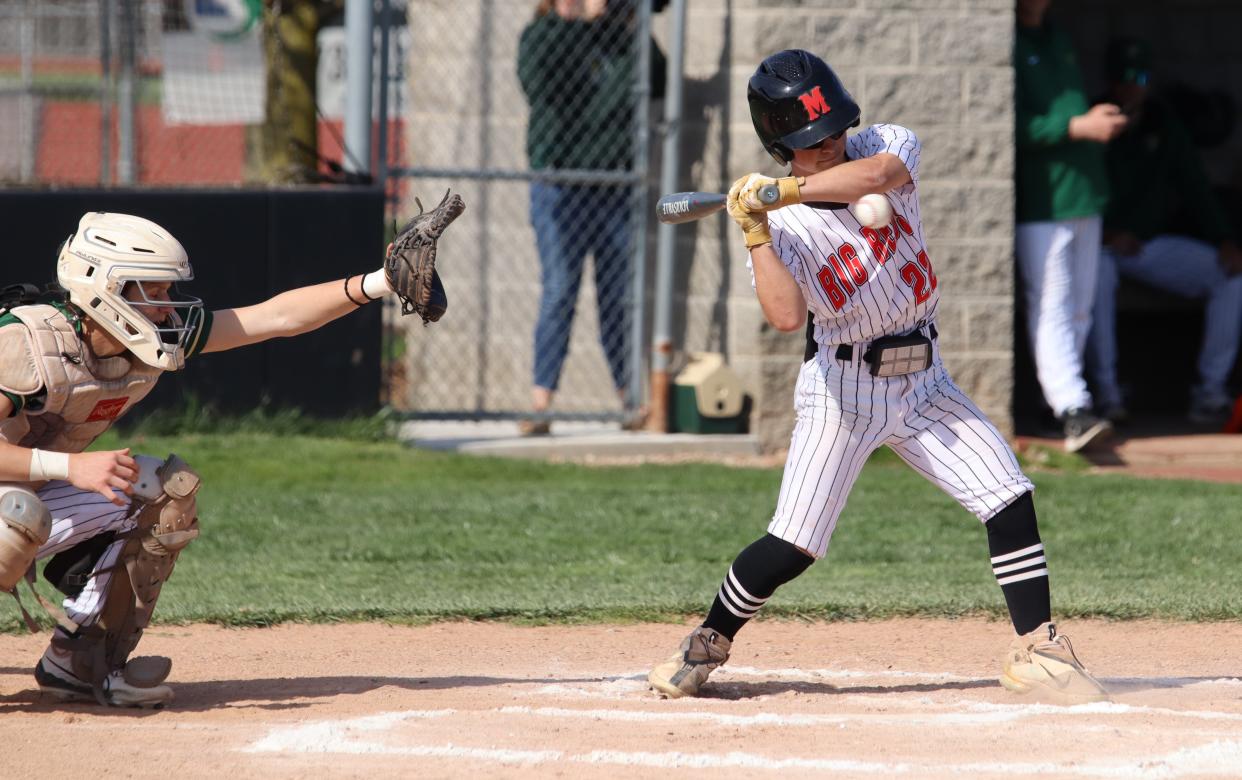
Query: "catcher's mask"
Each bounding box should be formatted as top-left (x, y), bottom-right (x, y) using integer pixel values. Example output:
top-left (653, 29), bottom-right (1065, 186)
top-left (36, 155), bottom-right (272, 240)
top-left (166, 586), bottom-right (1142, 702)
top-left (56, 212), bottom-right (203, 371)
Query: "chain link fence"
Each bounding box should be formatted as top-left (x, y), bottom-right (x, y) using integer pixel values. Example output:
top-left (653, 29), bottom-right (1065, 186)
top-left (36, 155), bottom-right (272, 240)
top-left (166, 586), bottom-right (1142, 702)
top-left (0, 0), bottom-right (406, 188)
top-left (2, 0), bottom-right (659, 423)
top-left (390, 0), bottom-right (660, 424)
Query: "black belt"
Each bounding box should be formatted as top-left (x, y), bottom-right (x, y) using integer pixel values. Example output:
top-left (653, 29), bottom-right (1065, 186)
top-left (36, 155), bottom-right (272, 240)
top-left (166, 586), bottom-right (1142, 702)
top-left (835, 323), bottom-right (938, 361)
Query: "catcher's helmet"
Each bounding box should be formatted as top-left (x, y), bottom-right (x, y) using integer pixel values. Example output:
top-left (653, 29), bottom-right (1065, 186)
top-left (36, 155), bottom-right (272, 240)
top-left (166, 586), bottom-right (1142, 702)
top-left (748, 50), bottom-right (861, 165)
top-left (57, 212), bottom-right (202, 371)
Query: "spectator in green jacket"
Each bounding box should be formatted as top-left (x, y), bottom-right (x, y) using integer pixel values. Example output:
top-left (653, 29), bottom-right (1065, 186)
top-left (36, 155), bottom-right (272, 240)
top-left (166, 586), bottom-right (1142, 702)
top-left (1087, 36), bottom-right (1242, 426)
top-left (1014, 0), bottom-right (1128, 452)
top-left (516, 0), bottom-right (666, 435)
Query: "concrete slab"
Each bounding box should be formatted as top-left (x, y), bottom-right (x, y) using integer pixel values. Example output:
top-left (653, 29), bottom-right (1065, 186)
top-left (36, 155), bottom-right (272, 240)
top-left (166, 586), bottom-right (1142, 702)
top-left (397, 420), bottom-right (762, 460)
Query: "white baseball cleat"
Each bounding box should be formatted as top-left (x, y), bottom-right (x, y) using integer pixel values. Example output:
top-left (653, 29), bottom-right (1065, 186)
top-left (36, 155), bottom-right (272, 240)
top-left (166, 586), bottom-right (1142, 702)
top-left (648, 626), bottom-right (731, 699)
top-left (35, 644), bottom-right (174, 709)
top-left (1001, 622), bottom-right (1108, 704)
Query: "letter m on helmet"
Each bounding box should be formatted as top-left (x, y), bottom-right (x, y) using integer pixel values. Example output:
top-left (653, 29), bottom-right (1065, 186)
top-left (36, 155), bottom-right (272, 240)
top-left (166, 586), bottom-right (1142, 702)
top-left (798, 86), bottom-right (831, 120)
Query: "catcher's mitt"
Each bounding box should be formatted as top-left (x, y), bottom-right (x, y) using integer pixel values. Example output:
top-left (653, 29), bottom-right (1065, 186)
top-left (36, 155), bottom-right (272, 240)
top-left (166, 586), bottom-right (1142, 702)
top-left (386, 190), bottom-right (466, 323)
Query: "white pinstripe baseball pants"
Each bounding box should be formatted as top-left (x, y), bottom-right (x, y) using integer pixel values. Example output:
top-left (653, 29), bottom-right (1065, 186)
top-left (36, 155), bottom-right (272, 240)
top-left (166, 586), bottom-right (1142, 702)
top-left (769, 340), bottom-right (1034, 559)
top-left (32, 480), bottom-right (137, 627)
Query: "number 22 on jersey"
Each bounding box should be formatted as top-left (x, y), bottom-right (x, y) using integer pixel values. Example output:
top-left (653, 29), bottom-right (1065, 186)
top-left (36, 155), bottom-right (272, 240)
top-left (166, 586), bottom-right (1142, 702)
top-left (814, 216), bottom-right (938, 311)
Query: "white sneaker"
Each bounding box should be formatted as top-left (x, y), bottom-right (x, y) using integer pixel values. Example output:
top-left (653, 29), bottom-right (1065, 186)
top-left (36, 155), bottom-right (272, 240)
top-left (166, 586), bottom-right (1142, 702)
top-left (648, 627), bottom-right (731, 699)
top-left (35, 643), bottom-right (174, 709)
top-left (1000, 622), bottom-right (1108, 704)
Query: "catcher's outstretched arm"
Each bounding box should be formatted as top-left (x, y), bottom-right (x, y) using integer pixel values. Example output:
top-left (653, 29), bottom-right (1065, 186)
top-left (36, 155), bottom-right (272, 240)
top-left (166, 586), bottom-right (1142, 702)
top-left (201, 276), bottom-right (384, 353)
top-left (202, 189), bottom-right (464, 353)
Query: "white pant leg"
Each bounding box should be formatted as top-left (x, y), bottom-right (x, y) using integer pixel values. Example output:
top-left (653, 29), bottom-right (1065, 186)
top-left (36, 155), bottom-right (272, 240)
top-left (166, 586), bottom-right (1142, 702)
top-left (1068, 217), bottom-right (1102, 356)
top-left (767, 354), bottom-right (898, 559)
top-left (888, 358), bottom-right (1035, 521)
top-left (1017, 218), bottom-right (1099, 414)
top-left (1087, 247), bottom-right (1123, 408)
top-left (34, 481), bottom-right (136, 627)
top-left (1118, 236), bottom-right (1242, 400)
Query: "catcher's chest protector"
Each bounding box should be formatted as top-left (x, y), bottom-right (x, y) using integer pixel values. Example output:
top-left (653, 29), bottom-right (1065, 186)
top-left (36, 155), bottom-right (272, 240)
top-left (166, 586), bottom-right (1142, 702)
top-left (0, 305), bottom-right (161, 453)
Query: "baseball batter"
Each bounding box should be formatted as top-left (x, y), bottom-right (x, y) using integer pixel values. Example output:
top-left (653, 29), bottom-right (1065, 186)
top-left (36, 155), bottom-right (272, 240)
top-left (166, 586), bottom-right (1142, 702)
top-left (0, 205), bottom-right (459, 707)
top-left (648, 50), bottom-right (1106, 703)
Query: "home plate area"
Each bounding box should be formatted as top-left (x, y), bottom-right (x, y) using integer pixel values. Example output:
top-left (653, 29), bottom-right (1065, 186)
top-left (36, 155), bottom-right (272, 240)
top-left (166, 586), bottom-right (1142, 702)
top-left (241, 671), bottom-right (1242, 778)
top-left (3, 619), bottom-right (1241, 778)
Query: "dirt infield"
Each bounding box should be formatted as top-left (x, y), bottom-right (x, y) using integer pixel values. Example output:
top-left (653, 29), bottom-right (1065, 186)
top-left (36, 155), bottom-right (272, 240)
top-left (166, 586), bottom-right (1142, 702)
top-left (3, 618), bottom-right (1241, 778)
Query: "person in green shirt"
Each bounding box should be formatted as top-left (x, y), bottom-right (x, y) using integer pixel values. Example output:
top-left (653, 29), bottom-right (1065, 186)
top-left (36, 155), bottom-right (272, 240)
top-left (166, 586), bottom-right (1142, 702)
top-left (1086, 36), bottom-right (1242, 426)
top-left (516, 0), bottom-right (666, 435)
top-left (1014, 0), bottom-right (1127, 452)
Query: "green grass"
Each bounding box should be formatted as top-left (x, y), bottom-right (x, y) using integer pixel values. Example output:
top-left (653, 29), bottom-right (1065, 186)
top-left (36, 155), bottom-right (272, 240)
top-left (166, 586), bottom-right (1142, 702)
top-left (5, 431), bottom-right (1240, 633)
top-left (113, 397), bottom-right (393, 441)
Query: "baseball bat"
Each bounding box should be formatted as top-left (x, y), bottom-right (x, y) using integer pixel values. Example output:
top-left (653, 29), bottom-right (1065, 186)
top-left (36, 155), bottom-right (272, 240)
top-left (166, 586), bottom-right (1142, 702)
top-left (656, 184), bottom-right (781, 225)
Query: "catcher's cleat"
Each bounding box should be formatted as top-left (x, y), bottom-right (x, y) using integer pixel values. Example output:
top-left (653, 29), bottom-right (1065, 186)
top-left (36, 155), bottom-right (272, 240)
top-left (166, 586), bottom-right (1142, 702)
top-left (648, 626), bottom-right (731, 699)
top-left (35, 644), bottom-right (174, 709)
top-left (1000, 622), bottom-right (1108, 704)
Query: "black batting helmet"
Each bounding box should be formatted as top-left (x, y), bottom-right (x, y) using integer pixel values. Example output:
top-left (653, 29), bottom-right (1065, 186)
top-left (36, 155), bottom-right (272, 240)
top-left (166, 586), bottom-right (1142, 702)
top-left (748, 50), bottom-right (861, 165)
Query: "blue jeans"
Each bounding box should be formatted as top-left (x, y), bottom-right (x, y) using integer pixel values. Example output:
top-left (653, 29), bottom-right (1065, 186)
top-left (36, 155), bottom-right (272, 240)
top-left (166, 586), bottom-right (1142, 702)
top-left (529, 181), bottom-right (631, 392)
top-left (1089, 235), bottom-right (1242, 407)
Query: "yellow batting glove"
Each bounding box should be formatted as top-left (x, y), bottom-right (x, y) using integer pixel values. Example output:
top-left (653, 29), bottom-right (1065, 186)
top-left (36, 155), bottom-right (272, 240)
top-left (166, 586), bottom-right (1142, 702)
top-left (727, 175), bottom-right (771, 248)
top-left (738, 174), bottom-right (803, 211)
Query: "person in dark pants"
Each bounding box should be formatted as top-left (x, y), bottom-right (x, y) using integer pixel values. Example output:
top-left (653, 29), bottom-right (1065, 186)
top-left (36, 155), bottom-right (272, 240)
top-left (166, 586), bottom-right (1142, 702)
top-left (1087, 36), bottom-right (1242, 426)
top-left (516, 0), bottom-right (665, 434)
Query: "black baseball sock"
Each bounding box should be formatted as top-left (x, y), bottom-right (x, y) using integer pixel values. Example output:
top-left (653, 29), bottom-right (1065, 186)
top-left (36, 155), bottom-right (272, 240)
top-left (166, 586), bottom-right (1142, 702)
top-left (703, 533), bottom-right (815, 640)
top-left (985, 491), bottom-right (1051, 635)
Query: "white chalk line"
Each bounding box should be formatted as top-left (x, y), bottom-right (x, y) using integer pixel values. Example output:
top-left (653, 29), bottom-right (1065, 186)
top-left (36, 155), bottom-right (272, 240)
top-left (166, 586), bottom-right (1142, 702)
top-left (845, 694), bottom-right (1242, 723)
top-left (722, 665), bottom-right (975, 682)
top-left (499, 704), bottom-right (1029, 727)
top-left (553, 667), bottom-right (1242, 687)
top-left (528, 668), bottom-right (1242, 704)
top-left (244, 711), bottom-right (1242, 777)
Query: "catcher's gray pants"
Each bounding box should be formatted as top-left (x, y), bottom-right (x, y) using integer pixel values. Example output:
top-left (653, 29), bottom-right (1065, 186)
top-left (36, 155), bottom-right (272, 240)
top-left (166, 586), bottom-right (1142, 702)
top-left (33, 480), bottom-right (136, 627)
top-left (769, 345), bottom-right (1034, 559)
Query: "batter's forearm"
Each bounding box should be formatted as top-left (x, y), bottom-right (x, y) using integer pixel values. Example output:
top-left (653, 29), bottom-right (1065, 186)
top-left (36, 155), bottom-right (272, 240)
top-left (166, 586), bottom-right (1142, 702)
top-left (751, 245), bottom-right (806, 332)
top-left (797, 155), bottom-right (910, 202)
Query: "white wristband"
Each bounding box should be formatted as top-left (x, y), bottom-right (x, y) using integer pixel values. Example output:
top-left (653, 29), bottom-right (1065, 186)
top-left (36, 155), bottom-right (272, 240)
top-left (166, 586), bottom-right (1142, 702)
top-left (29, 448), bottom-right (70, 482)
top-left (361, 269), bottom-right (393, 300)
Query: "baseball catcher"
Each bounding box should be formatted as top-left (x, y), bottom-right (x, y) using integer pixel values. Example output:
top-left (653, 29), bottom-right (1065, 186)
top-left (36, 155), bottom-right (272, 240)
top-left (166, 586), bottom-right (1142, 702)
top-left (0, 198), bottom-right (461, 708)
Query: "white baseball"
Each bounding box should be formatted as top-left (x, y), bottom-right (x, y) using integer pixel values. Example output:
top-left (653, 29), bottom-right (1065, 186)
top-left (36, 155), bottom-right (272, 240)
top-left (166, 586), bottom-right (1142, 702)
top-left (854, 194), bottom-right (893, 229)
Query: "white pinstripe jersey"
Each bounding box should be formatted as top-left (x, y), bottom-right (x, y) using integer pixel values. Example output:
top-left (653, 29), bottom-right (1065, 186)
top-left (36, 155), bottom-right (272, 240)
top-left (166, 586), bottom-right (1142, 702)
top-left (754, 124), bottom-right (938, 348)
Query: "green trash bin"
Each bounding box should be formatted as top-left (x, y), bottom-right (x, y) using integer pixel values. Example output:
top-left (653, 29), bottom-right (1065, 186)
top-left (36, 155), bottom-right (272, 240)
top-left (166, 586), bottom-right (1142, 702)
top-left (670, 353), bottom-right (749, 434)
